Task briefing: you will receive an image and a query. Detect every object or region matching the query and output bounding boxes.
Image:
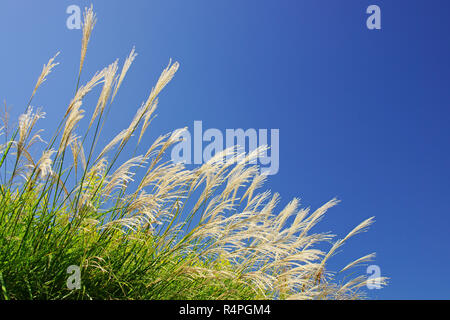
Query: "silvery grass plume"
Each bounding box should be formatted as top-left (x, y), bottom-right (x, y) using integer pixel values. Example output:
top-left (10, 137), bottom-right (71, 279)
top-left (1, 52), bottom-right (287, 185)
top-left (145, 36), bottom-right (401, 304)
top-left (0, 5), bottom-right (387, 300)
top-left (78, 5), bottom-right (96, 83)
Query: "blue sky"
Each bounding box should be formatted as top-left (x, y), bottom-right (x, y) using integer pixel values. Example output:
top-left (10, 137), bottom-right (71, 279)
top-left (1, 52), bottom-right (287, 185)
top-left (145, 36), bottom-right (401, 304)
top-left (0, 0), bottom-right (449, 299)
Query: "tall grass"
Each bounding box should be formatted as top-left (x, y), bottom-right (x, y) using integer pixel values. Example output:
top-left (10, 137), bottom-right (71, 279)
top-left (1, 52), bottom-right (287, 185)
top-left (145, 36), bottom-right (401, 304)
top-left (0, 6), bottom-right (386, 300)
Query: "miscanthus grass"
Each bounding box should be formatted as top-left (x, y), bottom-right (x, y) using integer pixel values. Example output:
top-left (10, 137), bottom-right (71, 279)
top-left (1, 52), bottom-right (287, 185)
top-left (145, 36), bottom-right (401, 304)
top-left (0, 6), bottom-right (387, 300)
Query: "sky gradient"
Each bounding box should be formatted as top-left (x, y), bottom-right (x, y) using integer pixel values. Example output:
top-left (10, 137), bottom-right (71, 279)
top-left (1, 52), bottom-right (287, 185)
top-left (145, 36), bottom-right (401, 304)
top-left (0, 0), bottom-right (449, 299)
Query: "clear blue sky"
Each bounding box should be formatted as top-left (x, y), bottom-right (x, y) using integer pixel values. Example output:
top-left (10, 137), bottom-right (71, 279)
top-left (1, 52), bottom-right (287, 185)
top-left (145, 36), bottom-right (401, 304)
top-left (0, 0), bottom-right (449, 299)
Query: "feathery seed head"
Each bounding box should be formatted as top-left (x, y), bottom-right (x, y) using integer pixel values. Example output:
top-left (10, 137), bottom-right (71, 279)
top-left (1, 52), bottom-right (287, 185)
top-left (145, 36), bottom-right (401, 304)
top-left (36, 149), bottom-right (56, 179)
top-left (112, 47), bottom-right (138, 102)
top-left (31, 53), bottom-right (60, 100)
top-left (79, 5), bottom-right (97, 75)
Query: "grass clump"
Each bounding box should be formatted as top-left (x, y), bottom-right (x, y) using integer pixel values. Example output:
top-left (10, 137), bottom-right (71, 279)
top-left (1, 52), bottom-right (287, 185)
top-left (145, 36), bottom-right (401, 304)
top-left (0, 5), bottom-right (387, 300)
